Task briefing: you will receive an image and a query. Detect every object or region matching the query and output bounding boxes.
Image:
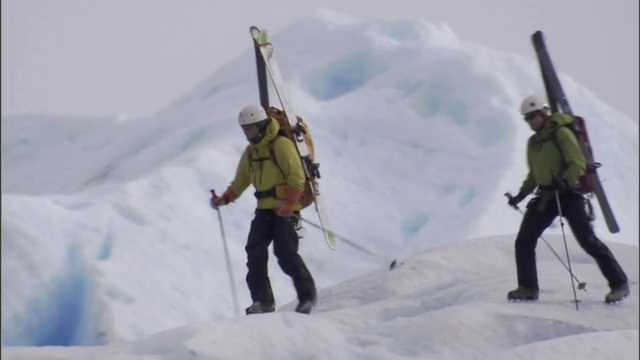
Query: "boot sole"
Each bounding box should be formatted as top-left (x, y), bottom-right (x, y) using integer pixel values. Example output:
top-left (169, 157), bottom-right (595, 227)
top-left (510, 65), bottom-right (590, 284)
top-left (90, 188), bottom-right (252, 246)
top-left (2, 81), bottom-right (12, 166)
top-left (507, 297), bottom-right (539, 302)
top-left (605, 294), bottom-right (629, 304)
top-left (246, 311), bottom-right (275, 315)
top-left (295, 306), bottom-right (314, 314)
top-left (245, 308), bottom-right (275, 315)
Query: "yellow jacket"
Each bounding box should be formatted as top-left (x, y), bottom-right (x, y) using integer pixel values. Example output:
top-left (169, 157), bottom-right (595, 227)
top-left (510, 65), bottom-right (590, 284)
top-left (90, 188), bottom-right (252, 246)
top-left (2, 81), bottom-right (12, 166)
top-left (225, 118), bottom-right (305, 210)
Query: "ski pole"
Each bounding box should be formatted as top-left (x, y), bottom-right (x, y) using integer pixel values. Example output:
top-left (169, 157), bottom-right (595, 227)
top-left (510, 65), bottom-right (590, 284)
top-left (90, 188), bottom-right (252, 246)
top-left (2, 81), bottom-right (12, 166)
top-left (551, 184), bottom-right (580, 311)
top-left (504, 192), bottom-right (587, 292)
top-left (211, 190), bottom-right (240, 317)
top-left (300, 217), bottom-right (380, 257)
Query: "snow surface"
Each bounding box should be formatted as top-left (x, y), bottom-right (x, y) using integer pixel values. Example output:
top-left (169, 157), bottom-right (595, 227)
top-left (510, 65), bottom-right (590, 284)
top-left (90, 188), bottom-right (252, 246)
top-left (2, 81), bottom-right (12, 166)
top-left (2, 9), bottom-right (638, 360)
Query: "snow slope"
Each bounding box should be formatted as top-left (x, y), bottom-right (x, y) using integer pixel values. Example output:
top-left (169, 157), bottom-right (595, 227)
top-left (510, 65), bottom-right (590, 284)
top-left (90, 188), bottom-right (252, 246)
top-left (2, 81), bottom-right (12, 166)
top-left (2, 9), bottom-right (638, 352)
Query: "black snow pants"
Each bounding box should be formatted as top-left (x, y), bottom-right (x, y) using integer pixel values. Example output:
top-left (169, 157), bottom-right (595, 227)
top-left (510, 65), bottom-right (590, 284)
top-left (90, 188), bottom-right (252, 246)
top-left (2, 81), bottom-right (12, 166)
top-left (245, 209), bottom-right (316, 305)
top-left (514, 191), bottom-right (628, 291)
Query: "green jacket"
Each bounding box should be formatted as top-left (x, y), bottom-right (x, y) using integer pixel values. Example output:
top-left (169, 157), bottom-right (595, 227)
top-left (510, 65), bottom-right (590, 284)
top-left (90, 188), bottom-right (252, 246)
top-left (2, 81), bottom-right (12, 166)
top-left (519, 113), bottom-right (586, 194)
top-left (228, 118), bottom-right (305, 210)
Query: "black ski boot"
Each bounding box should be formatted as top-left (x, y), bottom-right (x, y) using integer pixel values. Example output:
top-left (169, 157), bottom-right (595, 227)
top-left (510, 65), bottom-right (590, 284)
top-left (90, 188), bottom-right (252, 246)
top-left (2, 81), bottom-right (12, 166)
top-left (245, 301), bottom-right (275, 315)
top-left (295, 300), bottom-right (315, 314)
top-left (507, 287), bottom-right (539, 301)
top-left (295, 286), bottom-right (317, 315)
top-left (605, 283), bottom-right (629, 304)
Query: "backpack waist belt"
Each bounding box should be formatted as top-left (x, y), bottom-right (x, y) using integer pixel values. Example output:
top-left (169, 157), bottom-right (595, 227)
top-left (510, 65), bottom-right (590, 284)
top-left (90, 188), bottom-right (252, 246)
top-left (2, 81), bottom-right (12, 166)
top-left (254, 188), bottom-right (277, 199)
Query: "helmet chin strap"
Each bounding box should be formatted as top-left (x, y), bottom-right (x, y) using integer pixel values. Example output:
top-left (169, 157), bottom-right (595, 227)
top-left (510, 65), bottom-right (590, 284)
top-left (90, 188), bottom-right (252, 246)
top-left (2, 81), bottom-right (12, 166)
top-left (249, 133), bottom-right (265, 144)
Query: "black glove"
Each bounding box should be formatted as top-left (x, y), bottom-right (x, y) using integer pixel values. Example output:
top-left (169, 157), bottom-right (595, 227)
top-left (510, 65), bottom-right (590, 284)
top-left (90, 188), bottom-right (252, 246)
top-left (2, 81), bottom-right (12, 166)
top-left (550, 178), bottom-right (568, 193)
top-left (507, 192), bottom-right (526, 209)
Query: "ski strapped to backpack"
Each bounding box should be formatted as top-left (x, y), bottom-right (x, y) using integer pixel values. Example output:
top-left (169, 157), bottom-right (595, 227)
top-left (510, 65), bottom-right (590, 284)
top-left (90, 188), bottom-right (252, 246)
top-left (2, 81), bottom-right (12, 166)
top-left (531, 30), bottom-right (619, 233)
top-left (250, 25), bottom-right (337, 249)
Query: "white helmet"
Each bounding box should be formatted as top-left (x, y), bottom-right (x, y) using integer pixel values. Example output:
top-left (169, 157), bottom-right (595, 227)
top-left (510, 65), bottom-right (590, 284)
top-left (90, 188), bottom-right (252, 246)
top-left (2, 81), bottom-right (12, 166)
top-left (238, 105), bottom-right (268, 126)
top-left (519, 95), bottom-right (550, 115)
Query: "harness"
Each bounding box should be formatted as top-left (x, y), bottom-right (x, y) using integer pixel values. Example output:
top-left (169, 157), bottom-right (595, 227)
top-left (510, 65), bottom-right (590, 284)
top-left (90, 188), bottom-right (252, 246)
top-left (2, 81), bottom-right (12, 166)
top-left (251, 138), bottom-right (286, 200)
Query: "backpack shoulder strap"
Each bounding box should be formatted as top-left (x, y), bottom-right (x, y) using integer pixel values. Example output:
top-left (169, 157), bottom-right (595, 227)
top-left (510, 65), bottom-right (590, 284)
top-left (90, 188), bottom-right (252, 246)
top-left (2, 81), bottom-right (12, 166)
top-left (268, 136), bottom-right (285, 177)
top-left (550, 126), bottom-right (560, 148)
top-left (551, 125), bottom-right (576, 152)
top-left (550, 125), bottom-right (571, 174)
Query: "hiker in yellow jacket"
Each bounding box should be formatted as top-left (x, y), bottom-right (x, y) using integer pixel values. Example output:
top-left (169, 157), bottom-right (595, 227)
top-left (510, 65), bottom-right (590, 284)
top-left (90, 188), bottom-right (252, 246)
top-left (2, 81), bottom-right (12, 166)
top-left (211, 105), bottom-right (317, 315)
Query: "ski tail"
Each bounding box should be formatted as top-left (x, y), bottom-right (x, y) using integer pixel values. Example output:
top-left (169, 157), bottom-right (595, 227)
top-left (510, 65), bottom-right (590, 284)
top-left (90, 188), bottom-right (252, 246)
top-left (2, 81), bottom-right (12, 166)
top-left (311, 190), bottom-right (337, 250)
top-left (531, 30), bottom-right (620, 233)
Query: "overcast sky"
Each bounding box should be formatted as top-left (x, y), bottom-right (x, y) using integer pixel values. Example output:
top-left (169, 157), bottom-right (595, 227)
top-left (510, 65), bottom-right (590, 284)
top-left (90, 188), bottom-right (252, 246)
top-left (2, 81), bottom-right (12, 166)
top-left (2, 0), bottom-right (638, 120)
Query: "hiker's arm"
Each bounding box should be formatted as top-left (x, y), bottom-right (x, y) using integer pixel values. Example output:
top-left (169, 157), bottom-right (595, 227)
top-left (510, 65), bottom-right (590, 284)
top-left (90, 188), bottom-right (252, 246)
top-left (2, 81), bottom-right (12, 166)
top-left (273, 138), bottom-right (305, 191)
top-left (226, 148), bottom-right (251, 200)
top-left (555, 127), bottom-right (587, 187)
top-left (519, 171), bottom-right (536, 195)
top-left (519, 141), bottom-right (536, 195)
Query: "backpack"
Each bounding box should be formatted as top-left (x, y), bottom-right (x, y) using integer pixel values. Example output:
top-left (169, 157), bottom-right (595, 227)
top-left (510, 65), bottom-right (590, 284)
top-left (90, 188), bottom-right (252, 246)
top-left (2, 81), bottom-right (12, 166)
top-left (550, 116), bottom-right (599, 194)
top-left (265, 106), bottom-right (319, 209)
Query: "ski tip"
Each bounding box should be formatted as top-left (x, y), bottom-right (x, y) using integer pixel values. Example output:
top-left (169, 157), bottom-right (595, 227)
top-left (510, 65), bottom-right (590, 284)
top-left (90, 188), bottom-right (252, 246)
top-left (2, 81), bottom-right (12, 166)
top-left (327, 232), bottom-right (337, 250)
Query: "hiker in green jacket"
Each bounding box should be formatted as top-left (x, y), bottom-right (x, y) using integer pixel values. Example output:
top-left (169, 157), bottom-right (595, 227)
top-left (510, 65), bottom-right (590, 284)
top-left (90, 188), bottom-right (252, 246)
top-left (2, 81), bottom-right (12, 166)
top-left (210, 104), bottom-right (317, 315)
top-left (506, 95), bottom-right (629, 303)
